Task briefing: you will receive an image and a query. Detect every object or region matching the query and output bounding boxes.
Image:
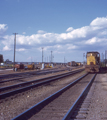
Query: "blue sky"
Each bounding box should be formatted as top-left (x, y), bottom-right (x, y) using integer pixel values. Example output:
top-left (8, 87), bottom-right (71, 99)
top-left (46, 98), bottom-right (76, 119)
top-left (0, 0), bottom-right (107, 63)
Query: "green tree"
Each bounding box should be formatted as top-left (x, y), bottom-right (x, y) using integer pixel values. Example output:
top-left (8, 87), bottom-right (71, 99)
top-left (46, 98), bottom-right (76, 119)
top-left (0, 54), bottom-right (3, 63)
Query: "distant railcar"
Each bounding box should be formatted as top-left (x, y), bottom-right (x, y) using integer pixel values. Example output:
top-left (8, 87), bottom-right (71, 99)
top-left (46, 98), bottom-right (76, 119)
top-left (71, 61), bottom-right (76, 66)
top-left (76, 62), bottom-right (81, 66)
top-left (85, 51), bottom-right (100, 72)
top-left (45, 63), bottom-right (52, 68)
top-left (15, 63), bottom-right (24, 71)
top-left (27, 63), bottom-right (35, 70)
top-left (68, 62), bottom-right (71, 66)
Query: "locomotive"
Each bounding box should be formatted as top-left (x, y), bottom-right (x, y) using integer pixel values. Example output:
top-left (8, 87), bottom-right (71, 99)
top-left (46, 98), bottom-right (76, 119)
top-left (85, 51), bottom-right (100, 72)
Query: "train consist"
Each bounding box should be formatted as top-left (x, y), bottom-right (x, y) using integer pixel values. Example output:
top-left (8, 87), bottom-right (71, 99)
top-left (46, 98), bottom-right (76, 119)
top-left (14, 63), bottom-right (53, 71)
top-left (15, 63), bottom-right (35, 71)
top-left (85, 51), bottom-right (100, 72)
top-left (68, 61), bottom-right (82, 66)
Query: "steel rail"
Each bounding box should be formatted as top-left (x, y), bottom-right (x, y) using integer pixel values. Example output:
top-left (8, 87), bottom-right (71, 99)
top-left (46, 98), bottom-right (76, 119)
top-left (0, 69), bottom-right (84, 99)
top-left (0, 66), bottom-right (83, 79)
top-left (62, 73), bottom-right (96, 120)
top-left (0, 69), bottom-right (67, 83)
top-left (11, 73), bottom-right (88, 120)
top-left (0, 68), bottom-right (59, 79)
top-left (0, 69), bottom-right (84, 91)
top-left (0, 76), bottom-right (26, 83)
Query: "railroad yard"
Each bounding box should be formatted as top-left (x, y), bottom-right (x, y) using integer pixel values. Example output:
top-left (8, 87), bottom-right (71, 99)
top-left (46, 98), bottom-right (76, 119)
top-left (1, 0), bottom-right (107, 120)
top-left (0, 66), bottom-right (107, 120)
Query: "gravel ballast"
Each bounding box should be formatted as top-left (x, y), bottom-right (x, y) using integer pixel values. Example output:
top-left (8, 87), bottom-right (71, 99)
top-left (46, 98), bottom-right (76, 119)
top-left (1, 72), bottom-right (107, 120)
top-left (0, 71), bottom-right (85, 120)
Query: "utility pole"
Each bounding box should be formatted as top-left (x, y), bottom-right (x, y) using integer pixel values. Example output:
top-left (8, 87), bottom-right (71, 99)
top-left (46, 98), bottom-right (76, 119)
top-left (64, 57), bottom-right (65, 66)
top-left (102, 53), bottom-right (104, 67)
top-left (45, 57), bottom-right (46, 63)
top-left (51, 51), bottom-right (52, 63)
top-left (49, 56), bottom-right (51, 63)
top-left (13, 33), bottom-right (18, 71)
top-left (42, 47), bottom-right (44, 63)
top-left (53, 55), bottom-right (54, 63)
top-left (105, 50), bottom-right (107, 67)
top-left (47, 57), bottom-right (48, 63)
top-left (83, 53), bottom-right (85, 65)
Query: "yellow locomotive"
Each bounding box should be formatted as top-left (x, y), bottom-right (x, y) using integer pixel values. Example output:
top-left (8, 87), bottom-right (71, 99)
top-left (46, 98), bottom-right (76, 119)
top-left (85, 51), bottom-right (100, 72)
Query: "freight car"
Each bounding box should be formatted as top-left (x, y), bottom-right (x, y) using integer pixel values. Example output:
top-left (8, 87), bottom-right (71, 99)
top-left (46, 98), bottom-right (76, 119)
top-left (15, 63), bottom-right (24, 71)
top-left (85, 51), bottom-right (100, 72)
top-left (27, 63), bottom-right (35, 70)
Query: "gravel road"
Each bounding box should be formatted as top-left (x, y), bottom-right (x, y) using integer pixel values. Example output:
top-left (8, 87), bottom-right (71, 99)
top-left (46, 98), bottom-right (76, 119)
top-left (86, 73), bottom-right (107, 120)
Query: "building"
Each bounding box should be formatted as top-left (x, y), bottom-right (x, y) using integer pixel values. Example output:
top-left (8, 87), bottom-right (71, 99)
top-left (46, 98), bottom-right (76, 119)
top-left (5, 59), bottom-right (12, 64)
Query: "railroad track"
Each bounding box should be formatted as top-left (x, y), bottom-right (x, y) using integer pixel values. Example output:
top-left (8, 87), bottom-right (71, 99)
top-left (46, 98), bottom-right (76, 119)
top-left (63, 74), bottom-right (96, 120)
top-left (0, 67), bottom-right (62, 79)
top-left (11, 73), bottom-right (96, 120)
top-left (0, 69), bottom-right (84, 100)
top-left (0, 66), bottom-right (83, 83)
top-left (0, 68), bottom-right (68, 84)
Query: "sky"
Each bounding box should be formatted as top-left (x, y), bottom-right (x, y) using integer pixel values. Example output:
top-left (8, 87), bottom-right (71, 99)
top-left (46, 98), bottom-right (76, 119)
top-left (0, 0), bottom-right (107, 63)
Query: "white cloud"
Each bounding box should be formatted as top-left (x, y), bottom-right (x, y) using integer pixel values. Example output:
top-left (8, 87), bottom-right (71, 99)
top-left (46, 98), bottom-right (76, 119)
top-left (17, 48), bottom-right (26, 51)
top-left (66, 44), bottom-right (77, 49)
top-left (1, 16), bottom-right (107, 59)
top-left (0, 24), bottom-right (8, 35)
top-left (37, 30), bottom-right (46, 34)
top-left (90, 17), bottom-right (107, 28)
top-left (85, 37), bottom-right (97, 44)
top-left (22, 32), bottom-right (26, 34)
top-left (3, 45), bottom-right (11, 51)
top-left (66, 27), bottom-right (73, 32)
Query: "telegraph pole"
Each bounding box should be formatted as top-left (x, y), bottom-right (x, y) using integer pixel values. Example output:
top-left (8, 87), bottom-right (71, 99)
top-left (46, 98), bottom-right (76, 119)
top-left (51, 51), bottom-right (52, 63)
top-left (105, 50), bottom-right (107, 67)
top-left (102, 53), bottom-right (104, 67)
top-left (47, 57), bottom-right (48, 63)
top-left (13, 33), bottom-right (18, 71)
top-left (42, 47), bottom-right (44, 63)
top-left (83, 53), bottom-right (85, 65)
top-left (53, 55), bottom-right (54, 63)
top-left (64, 57), bottom-right (65, 66)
